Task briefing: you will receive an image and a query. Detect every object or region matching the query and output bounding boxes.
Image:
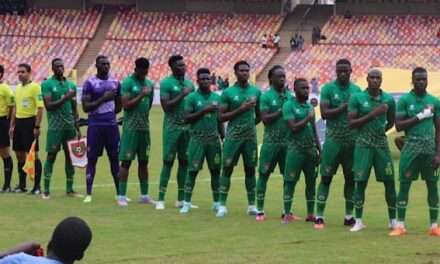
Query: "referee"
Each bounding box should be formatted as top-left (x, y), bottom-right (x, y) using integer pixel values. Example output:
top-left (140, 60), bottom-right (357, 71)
top-left (9, 64), bottom-right (44, 194)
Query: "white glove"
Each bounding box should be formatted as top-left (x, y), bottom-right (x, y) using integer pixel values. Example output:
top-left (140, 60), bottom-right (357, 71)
top-left (416, 108), bottom-right (434, 120)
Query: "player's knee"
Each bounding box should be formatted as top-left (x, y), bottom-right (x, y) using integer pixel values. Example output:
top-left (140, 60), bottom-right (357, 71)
top-left (321, 176), bottom-right (333, 185)
top-left (121, 161), bottom-right (131, 169)
top-left (47, 152), bottom-right (57, 162)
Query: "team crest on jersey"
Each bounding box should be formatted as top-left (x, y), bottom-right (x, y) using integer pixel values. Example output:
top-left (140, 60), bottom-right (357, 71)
top-left (334, 94), bottom-right (339, 100)
top-left (363, 101), bottom-right (369, 107)
top-left (409, 104), bottom-right (415, 111)
top-left (53, 86), bottom-right (57, 92)
top-left (295, 108), bottom-right (301, 114)
top-left (233, 95), bottom-right (239, 101)
top-left (272, 100), bottom-right (277, 106)
top-left (197, 101), bottom-right (203, 106)
top-left (173, 86), bottom-right (179, 91)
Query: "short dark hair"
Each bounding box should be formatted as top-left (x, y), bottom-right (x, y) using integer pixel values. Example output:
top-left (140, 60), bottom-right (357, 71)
top-left (135, 57), bottom-right (150, 69)
top-left (18, 63), bottom-right (31, 72)
top-left (294, 78), bottom-right (308, 88)
top-left (168, 55), bottom-right (184, 68)
top-left (0, 65), bottom-right (4, 75)
top-left (267, 65), bottom-right (283, 79)
top-left (234, 60), bottom-right (250, 72)
top-left (336, 59), bottom-right (351, 67)
top-left (197, 68), bottom-right (211, 77)
top-left (96, 55), bottom-right (108, 64)
top-left (48, 217), bottom-right (92, 263)
top-left (51, 58), bottom-right (63, 67)
top-left (412, 67), bottom-right (427, 76)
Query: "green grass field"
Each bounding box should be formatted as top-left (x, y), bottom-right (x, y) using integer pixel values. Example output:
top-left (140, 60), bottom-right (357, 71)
top-left (1, 106), bottom-right (440, 264)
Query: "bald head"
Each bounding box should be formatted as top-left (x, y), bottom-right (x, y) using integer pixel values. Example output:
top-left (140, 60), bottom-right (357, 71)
top-left (367, 68), bottom-right (382, 77)
top-left (367, 68), bottom-right (382, 90)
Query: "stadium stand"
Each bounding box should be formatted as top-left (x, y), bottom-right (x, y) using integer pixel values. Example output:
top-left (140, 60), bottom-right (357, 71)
top-left (0, 8), bottom-right (102, 84)
top-left (83, 8), bottom-right (281, 82)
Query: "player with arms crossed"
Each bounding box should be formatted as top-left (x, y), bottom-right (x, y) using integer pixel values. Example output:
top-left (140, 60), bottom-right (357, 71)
top-left (216, 60), bottom-right (261, 217)
top-left (314, 59), bottom-right (362, 229)
top-left (0, 65), bottom-right (14, 192)
top-left (180, 68), bottom-right (223, 214)
top-left (282, 78), bottom-right (320, 223)
top-left (41, 58), bottom-right (81, 199)
top-left (117, 58), bottom-right (155, 207)
top-left (255, 65), bottom-right (292, 221)
top-left (82, 55), bottom-right (121, 203)
top-left (156, 55), bottom-right (195, 210)
top-left (390, 67), bottom-right (440, 236)
top-left (347, 69), bottom-right (397, 232)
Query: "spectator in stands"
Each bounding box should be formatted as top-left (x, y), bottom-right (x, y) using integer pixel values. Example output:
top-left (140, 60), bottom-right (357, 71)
top-left (437, 28), bottom-right (440, 45)
top-left (311, 77), bottom-right (319, 94)
top-left (0, 216), bottom-right (92, 263)
top-left (298, 35), bottom-right (304, 50)
top-left (217, 76), bottom-right (229, 90)
top-left (290, 35), bottom-right (297, 50)
top-left (312, 26), bottom-right (321, 45)
top-left (273, 34), bottom-right (281, 51)
top-left (211, 72), bottom-right (217, 85)
top-left (262, 34), bottom-right (268, 49)
top-left (310, 98), bottom-right (318, 108)
top-left (268, 34), bottom-right (274, 48)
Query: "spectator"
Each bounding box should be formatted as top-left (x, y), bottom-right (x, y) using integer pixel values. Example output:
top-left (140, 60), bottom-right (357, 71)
top-left (223, 77), bottom-right (229, 89)
top-left (437, 28), bottom-right (440, 45)
top-left (0, 217), bottom-right (93, 263)
top-left (211, 72), bottom-right (217, 85)
top-left (312, 26), bottom-right (321, 45)
top-left (273, 34), bottom-right (281, 51)
top-left (261, 34), bottom-right (268, 49)
top-left (298, 35), bottom-right (304, 50)
top-left (290, 35), bottom-right (297, 50)
top-left (310, 98), bottom-right (318, 108)
top-left (311, 77), bottom-right (319, 94)
top-left (268, 34), bottom-right (274, 48)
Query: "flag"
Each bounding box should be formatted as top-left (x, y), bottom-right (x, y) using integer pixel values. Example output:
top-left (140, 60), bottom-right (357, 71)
top-left (23, 141), bottom-right (36, 181)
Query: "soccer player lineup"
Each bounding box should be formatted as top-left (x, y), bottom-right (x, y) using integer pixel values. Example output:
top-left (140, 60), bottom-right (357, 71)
top-left (1, 52), bottom-right (439, 237)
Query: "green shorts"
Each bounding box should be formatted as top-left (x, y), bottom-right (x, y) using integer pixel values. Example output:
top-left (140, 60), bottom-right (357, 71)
top-left (223, 138), bottom-right (257, 168)
top-left (353, 145), bottom-right (394, 182)
top-left (258, 143), bottom-right (287, 175)
top-left (399, 152), bottom-right (439, 182)
top-left (187, 138), bottom-right (222, 172)
top-left (119, 130), bottom-right (150, 161)
top-left (46, 129), bottom-right (76, 153)
top-left (320, 137), bottom-right (354, 178)
top-left (284, 147), bottom-right (319, 182)
top-left (162, 127), bottom-right (189, 162)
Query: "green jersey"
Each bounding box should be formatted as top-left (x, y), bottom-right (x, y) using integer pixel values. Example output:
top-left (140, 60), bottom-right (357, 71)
top-left (184, 90), bottom-right (221, 142)
top-left (283, 97), bottom-right (316, 150)
top-left (160, 75), bottom-right (195, 130)
top-left (260, 87), bottom-right (292, 144)
top-left (41, 76), bottom-right (76, 130)
top-left (220, 83), bottom-right (261, 140)
top-left (121, 74), bottom-right (154, 131)
top-left (396, 90), bottom-right (440, 155)
top-left (348, 89), bottom-right (395, 148)
top-left (320, 80), bottom-right (361, 142)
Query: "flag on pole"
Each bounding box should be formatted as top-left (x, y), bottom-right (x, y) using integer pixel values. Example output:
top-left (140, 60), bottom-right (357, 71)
top-left (23, 141), bottom-right (36, 181)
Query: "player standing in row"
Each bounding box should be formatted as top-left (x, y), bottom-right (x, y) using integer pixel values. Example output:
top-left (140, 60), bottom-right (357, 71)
top-left (180, 68), bottom-right (223, 214)
top-left (117, 58), bottom-right (155, 207)
top-left (314, 59), bottom-right (361, 229)
top-left (255, 65), bottom-right (291, 221)
top-left (282, 78), bottom-right (320, 223)
top-left (216, 61), bottom-right (261, 217)
top-left (10, 64), bottom-right (44, 194)
top-left (41, 58), bottom-right (81, 199)
top-left (82, 56), bottom-right (121, 203)
top-left (156, 55), bottom-right (195, 210)
top-left (0, 65), bottom-right (14, 192)
top-left (347, 69), bottom-right (397, 232)
top-left (390, 67), bottom-right (440, 236)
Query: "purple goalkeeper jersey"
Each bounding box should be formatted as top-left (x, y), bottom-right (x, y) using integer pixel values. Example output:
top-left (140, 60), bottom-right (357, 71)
top-left (82, 75), bottom-right (120, 126)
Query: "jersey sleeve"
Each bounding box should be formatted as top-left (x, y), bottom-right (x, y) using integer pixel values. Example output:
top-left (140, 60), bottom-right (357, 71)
top-left (396, 95), bottom-right (407, 118)
top-left (319, 84), bottom-right (331, 104)
top-left (220, 89), bottom-right (229, 109)
top-left (41, 81), bottom-right (52, 98)
top-left (5, 85), bottom-right (14, 106)
top-left (159, 79), bottom-right (171, 98)
top-left (34, 83), bottom-right (44, 108)
top-left (282, 101), bottom-right (294, 120)
top-left (120, 79), bottom-right (132, 97)
top-left (387, 96), bottom-right (396, 116)
top-left (347, 94), bottom-right (358, 114)
top-left (81, 80), bottom-right (92, 99)
top-left (259, 93), bottom-right (270, 112)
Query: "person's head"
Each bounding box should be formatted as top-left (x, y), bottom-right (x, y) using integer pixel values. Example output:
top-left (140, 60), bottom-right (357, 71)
top-left (294, 78), bottom-right (309, 101)
top-left (95, 55), bottom-right (110, 76)
top-left (134, 57), bottom-right (149, 80)
top-left (310, 98), bottom-right (318, 107)
top-left (234, 60), bottom-right (250, 84)
top-left (366, 68), bottom-right (382, 90)
top-left (196, 68), bottom-right (211, 91)
top-left (17, 63), bottom-right (31, 83)
top-left (412, 67), bottom-right (428, 94)
top-left (168, 55), bottom-right (185, 77)
top-left (267, 65), bottom-right (285, 90)
top-left (0, 64), bottom-right (4, 80)
top-left (47, 217), bottom-right (92, 264)
top-left (335, 59), bottom-right (352, 85)
top-left (51, 58), bottom-right (64, 77)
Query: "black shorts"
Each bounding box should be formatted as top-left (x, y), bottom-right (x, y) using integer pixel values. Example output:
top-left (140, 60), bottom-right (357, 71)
top-left (13, 117), bottom-right (39, 152)
top-left (0, 117), bottom-right (10, 148)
